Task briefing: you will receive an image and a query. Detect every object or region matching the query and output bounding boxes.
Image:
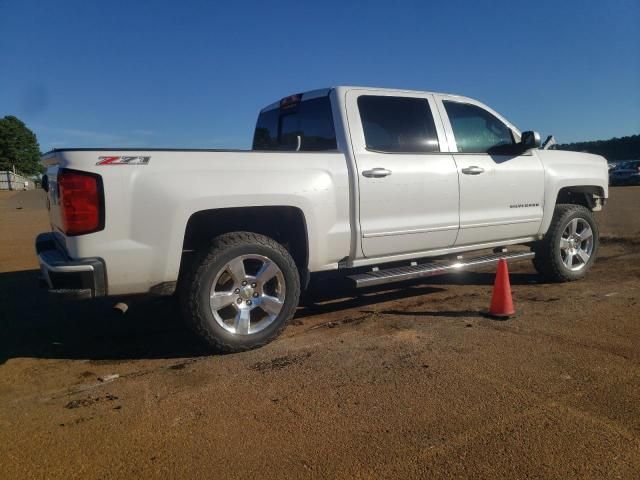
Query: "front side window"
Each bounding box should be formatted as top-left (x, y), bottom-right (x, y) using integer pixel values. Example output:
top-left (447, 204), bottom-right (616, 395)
top-left (357, 96), bottom-right (440, 153)
top-left (443, 101), bottom-right (515, 153)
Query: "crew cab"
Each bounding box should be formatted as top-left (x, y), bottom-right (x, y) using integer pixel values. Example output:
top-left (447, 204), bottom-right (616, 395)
top-left (37, 86), bottom-right (609, 352)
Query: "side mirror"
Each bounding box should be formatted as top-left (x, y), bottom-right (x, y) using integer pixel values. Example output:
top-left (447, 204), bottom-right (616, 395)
top-left (521, 131), bottom-right (541, 149)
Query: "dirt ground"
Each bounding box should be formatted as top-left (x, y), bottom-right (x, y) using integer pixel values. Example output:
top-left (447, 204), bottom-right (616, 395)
top-left (1, 188), bottom-right (639, 479)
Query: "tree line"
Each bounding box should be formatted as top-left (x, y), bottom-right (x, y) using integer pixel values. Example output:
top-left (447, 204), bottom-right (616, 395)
top-left (557, 134), bottom-right (640, 162)
top-left (0, 113), bottom-right (638, 175)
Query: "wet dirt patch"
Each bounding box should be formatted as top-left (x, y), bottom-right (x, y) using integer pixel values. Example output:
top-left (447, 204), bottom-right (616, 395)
top-left (525, 296), bottom-right (561, 303)
top-left (379, 309), bottom-right (483, 318)
top-left (249, 352), bottom-right (312, 373)
top-left (601, 236), bottom-right (640, 247)
top-left (59, 416), bottom-right (94, 427)
top-left (167, 358), bottom-right (201, 371)
top-left (65, 393), bottom-right (119, 409)
top-left (436, 292), bottom-right (481, 302)
top-left (88, 359), bottom-right (133, 366)
top-left (307, 313), bottom-right (374, 330)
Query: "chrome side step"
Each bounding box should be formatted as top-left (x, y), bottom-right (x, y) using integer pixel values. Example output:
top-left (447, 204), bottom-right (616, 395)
top-left (348, 251), bottom-right (535, 288)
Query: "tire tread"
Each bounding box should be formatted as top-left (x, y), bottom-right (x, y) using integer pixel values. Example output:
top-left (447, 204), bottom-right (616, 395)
top-left (180, 232), bottom-right (300, 353)
top-left (532, 204), bottom-right (598, 282)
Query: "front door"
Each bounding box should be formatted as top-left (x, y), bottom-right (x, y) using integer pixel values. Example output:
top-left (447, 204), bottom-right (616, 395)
top-left (436, 97), bottom-right (545, 246)
top-left (346, 90), bottom-right (460, 258)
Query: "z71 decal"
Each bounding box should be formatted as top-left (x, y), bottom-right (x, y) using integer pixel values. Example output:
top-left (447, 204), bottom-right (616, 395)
top-left (96, 156), bottom-right (150, 166)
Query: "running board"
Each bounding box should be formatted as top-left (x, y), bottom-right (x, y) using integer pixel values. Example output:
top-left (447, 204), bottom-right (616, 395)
top-left (348, 251), bottom-right (535, 288)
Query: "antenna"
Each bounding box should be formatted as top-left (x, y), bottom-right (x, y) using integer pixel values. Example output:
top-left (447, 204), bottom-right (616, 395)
top-left (542, 135), bottom-right (556, 150)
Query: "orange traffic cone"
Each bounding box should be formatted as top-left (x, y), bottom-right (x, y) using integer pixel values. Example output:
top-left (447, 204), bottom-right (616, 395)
top-left (486, 259), bottom-right (515, 319)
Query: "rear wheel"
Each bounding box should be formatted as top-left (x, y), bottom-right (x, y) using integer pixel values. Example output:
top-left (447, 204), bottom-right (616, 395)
top-left (532, 204), bottom-right (599, 282)
top-left (181, 232), bottom-right (300, 353)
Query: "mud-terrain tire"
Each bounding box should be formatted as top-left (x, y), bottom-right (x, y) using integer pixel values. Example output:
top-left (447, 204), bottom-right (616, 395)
top-left (532, 204), bottom-right (599, 282)
top-left (181, 232), bottom-right (300, 353)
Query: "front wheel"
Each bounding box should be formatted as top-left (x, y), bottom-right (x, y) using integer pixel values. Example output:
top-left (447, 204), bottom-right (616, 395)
top-left (532, 204), bottom-right (599, 282)
top-left (181, 232), bottom-right (300, 353)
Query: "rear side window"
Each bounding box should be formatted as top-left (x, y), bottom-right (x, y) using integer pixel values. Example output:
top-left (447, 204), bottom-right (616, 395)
top-left (357, 96), bottom-right (440, 153)
top-left (252, 109), bottom-right (279, 150)
top-left (443, 101), bottom-right (515, 153)
top-left (252, 96), bottom-right (337, 151)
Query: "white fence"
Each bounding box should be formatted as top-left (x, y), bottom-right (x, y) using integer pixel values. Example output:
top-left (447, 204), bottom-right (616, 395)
top-left (0, 171), bottom-right (35, 190)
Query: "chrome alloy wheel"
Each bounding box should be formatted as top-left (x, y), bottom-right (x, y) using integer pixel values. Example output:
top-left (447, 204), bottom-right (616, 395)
top-left (209, 254), bottom-right (286, 335)
top-left (560, 218), bottom-right (594, 271)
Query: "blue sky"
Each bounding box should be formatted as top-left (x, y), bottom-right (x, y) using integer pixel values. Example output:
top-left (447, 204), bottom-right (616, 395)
top-left (1, 0), bottom-right (638, 151)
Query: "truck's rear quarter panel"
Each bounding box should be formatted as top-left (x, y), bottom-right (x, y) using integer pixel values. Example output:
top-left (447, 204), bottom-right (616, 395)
top-left (44, 150), bottom-right (350, 296)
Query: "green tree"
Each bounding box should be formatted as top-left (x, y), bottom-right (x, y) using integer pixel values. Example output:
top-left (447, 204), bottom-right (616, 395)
top-left (557, 134), bottom-right (640, 162)
top-left (0, 115), bottom-right (42, 175)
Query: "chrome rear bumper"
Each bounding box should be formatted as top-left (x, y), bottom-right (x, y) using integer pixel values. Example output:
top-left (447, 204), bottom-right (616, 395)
top-left (35, 232), bottom-right (106, 299)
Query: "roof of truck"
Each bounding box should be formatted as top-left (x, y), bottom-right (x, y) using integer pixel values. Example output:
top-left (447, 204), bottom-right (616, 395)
top-left (335, 85), bottom-right (456, 95)
top-left (260, 86), bottom-right (467, 112)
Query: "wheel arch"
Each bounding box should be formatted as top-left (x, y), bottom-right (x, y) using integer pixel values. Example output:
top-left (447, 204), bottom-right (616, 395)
top-left (539, 184), bottom-right (605, 236)
top-left (179, 206), bottom-right (310, 289)
top-left (555, 185), bottom-right (606, 210)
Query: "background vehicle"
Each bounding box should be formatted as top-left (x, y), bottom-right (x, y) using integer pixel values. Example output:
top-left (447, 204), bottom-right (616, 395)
top-left (609, 160), bottom-right (640, 185)
top-left (36, 86), bottom-right (609, 352)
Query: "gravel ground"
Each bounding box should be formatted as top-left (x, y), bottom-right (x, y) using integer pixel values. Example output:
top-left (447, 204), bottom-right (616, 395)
top-left (1, 188), bottom-right (639, 479)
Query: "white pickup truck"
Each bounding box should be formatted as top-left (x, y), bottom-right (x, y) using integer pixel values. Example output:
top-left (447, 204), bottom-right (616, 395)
top-left (37, 86), bottom-right (608, 352)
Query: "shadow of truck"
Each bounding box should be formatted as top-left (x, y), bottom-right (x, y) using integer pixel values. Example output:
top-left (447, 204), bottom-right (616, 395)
top-left (0, 267), bottom-right (541, 364)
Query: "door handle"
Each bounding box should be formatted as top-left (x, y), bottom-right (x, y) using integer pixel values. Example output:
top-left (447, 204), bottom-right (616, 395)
top-left (362, 168), bottom-right (392, 178)
top-left (461, 166), bottom-right (485, 175)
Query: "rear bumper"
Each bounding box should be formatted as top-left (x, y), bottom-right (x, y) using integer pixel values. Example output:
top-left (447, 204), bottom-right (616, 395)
top-left (35, 232), bottom-right (107, 299)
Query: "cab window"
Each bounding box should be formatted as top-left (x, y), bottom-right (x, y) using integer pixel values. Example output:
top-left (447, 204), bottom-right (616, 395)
top-left (357, 96), bottom-right (440, 153)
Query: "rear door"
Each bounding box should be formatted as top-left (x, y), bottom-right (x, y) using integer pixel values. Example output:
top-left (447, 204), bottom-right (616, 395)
top-left (435, 95), bottom-right (545, 246)
top-left (346, 89), bottom-right (460, 258)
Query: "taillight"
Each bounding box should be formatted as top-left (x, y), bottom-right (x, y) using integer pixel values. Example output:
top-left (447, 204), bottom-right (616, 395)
top-left (58, 169), bottom-right (104, 236)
